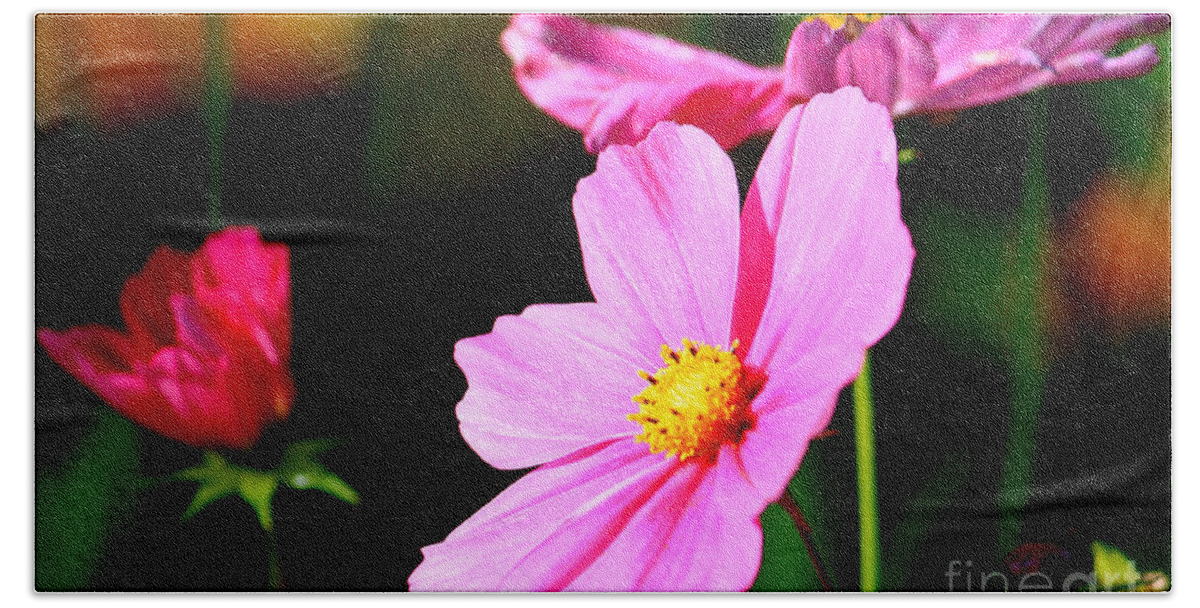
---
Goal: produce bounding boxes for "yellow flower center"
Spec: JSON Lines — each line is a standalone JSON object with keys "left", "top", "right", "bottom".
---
{"left": 629, "top": 339, "right": 763, "bottom": 463}
{"left": 807, "top": 13, "right": 884, "bottom": 40}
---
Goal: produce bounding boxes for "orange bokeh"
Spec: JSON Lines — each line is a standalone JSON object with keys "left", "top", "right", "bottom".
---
{"left": 1060, "top": 170, "right": 1171, "bottom": 329}
{"left": 35, "top": 14, "right": 370, "bottom": 130}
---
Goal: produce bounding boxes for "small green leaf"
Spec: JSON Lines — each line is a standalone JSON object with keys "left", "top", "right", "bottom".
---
{"left": 279, "top": 438, "right": 361, "bottom": 506}
{"left": 237, "top": 470, "right": 279, "bottom": 532}
{"left": 183, "top": 476, "right": 237, "bottom": 520}
{"left": 177, "top": 452, "right": 240, "bottom": 519}
{"left": 1093, "top": 541, "right": 1140, "bottom": 591}
{"left": 176, "top": 452, "right": 279, "bottom": 530}
{"left": 307, "top": 471, "right": 360, "bottom": 505}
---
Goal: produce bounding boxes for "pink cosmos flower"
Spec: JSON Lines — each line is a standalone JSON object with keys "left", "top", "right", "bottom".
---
{"left": 503, "top": 13, "right": 1169, "bottom": 152}
{"left": 408, "top": 87, "right": 914, "bottom": 591}
{"left": 38, "top": 227, "right": 292, "bottom": 449}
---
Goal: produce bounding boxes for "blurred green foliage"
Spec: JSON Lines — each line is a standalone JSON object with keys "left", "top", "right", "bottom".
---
{"left": 35, "top": 411, "right": 139, "bottom": 590}
{"left": 1079, "top": 32, "right": 1170, "bottom": 177}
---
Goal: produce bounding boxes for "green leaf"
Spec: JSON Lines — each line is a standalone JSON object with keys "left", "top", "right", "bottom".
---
{"left": 1093, "top": 541, "right": 1140, "bottom": 591}
{"left": 286, "top": 469, "right": 360, "bottom": 505}
{"left": 35, "top": 410, "right": 139, "bottom": 590}
{"left": 176, "top": 452, "right": 280, "bottom": 531}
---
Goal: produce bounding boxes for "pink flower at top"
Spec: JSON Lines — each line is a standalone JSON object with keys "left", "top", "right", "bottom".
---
{"left": 408, "top": 87, "right": 914, "bottom": 591}
{"left": 503, "top": 13, "right": 1169, "bottom": 152}
{"left": 38, "top": 227, "right": 292, "bottom": 450}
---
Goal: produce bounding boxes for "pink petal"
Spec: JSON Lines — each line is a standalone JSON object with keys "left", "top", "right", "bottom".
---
{"left": 119, "top": 245, "right": 191, "bottom": 350}
{"left": 906, "top": 14, "right": 1051, "bottom": 81}
{"left": 408, "top": 439, "right": 680, "bottom": 591}
{"left": 191, "top": 226, "right": 291, "bottom": 365}
{"left": 630, "top": 447, "right": 764, "bottom": 590}
{"left": 736, "top": 381, "right": 843, "bottom": 502}
{"left": 738, "top": 88, "right": 913, "bottom": 390}
{"left": 906, "top": 51, "right": 1051, "bottom": 114}
{"left": 783, "top": 19, "right": 847, "bottom": 100}
{"left": 146, "top": 344, "right": 265, "bottom": 449}
{"left": 561, "top": 445, "right": 764, "bottom": 591}
{"left": 1056, "top": 14, "right": 1170, "bottom": 58}
{"left": 574, "top": 121, "right": 742, "bottom": 350}
{"left": 836, "top": 16, "right": 937, "bottom": 115}
{"left": 1050, "top": 43, "right": 1162, "bottom": 86}
{"left": 455, "top": 303, "right": 655, "bottom": 470}
{"left": 410, "top": 439, "right": 764, "bottom": 591}
{"left": 38, "top": 325, "right": 152, "bottom": 406}
{"left": 902, "top": 14, "right": 1168, "bottom": 113}
{"left": 502, "top": 14, "right": 789, "bottom": 152}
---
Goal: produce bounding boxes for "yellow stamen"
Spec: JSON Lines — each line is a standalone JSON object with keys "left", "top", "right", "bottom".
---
{"left": 628, "top": 339, "right": 763, "bottom": 463}
{"left": 807, "top": 14, "right": 884, "bottom": 41}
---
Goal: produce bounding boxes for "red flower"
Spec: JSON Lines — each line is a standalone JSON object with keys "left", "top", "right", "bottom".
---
{"left": 38, "top": 228, "right": 292, "bottom": 449}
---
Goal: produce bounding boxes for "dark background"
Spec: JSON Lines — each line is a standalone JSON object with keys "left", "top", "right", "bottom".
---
{"left": 35, "top": 14, "right": 1170, "bottom": 591}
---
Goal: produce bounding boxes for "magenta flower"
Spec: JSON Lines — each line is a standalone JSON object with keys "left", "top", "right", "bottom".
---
{"left": 38, "top": 227, "right": 292, "bottom": 449}
{"left": 503, "top": 13, "right": 1169, "bottom": 152}
{"left": 502, "top": 13, "right": 792, "bottom": 152}
{"left": 408, "top": 87, "right": 914, "bottom": 591}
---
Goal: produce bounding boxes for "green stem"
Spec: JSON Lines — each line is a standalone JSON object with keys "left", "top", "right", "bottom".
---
{"left": 997, "top": 90, "right": 1049, "bottom": 555}
{"left": 267, "top": 524, "right": 282, "bottom": 590}
{"left": 203, "top": 15, "right": 232, "bottom": 230}
{"left": 854, "top": 351, "right": 880, "bottom": 592}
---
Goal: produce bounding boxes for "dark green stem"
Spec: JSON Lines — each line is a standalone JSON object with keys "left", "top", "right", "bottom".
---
{"left": 997, "top": 90, "right": 1049, "bottom": 554}
{"left": 203, "top": 15, "right": 232, "bottom": 230}
{"left": 854, "top": 351, "right": 880, "bottom": 592}
{"left": 267, "top": 523, "right": 282, "bottom": 590}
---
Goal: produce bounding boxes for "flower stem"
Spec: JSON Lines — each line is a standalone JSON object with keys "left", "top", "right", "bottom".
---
{"left": 267, "top": 524, "right": 282, "bottom": 590}
{"left": 854, "top": 351, "right": 880, "bottom": 592}
{"left": 776, "top": 491, "right": 831, "bottom": 591}
{"left": 203, "top": 14, "right": 232, "bottom": 231}
{"left": 997, "top": 90, "right": 1049, "bottom": 554}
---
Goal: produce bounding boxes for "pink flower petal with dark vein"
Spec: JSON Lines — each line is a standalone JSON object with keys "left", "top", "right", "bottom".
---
{"left": 737, "top": 382, "right": 842, "bottom": 501}
{"left": 574, "top": 122, "right": 741, "bottom": 349}
{"left": 456, "top": 303, "right": 655, "bottom": 470}
{"left": 741, "top": 89, "right": 912, "bottom": 380}
{"left": 408, "top": 440, "right": 679, "bottom": 591}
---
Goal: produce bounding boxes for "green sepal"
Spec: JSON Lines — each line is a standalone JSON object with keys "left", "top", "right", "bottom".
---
{"left": 174, "top": 440, "right": 358, "bottom": 533}
{"left": 176, "top": 452, "right": 280, "bottom": 531}
{"left": 176, "top": 452, "right": 242, "bottom": 520}
{"left": 1093, "top": 541, "right": 1140, "bottom": 591}
{"left": 237, "top": 469, "right": 278, "bottom": 531}
{"left": 278, "top": 439, "right": 361, "bottom": 505}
